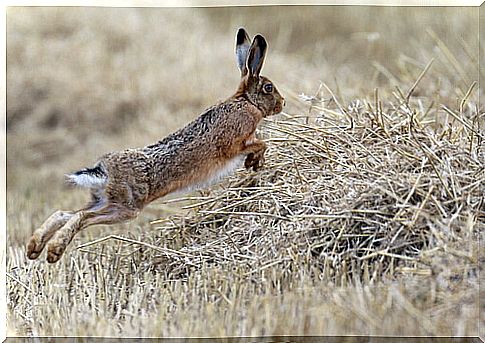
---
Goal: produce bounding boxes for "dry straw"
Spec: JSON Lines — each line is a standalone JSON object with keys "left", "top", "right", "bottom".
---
{"left": 75, "top": 77, "right": 483, "bottom": 286}
{"left": 6, "top": 6, "right": 482, "bottom": 336}
{"left": 7, "top": 82, "right": 482, "bottom": 336}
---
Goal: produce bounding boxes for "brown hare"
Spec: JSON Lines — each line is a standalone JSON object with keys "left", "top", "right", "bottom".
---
{"left": 27, "top": 28, "right": 285, "bottom": 263}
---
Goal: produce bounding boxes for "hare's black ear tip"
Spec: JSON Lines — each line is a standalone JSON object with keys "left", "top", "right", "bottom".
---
{"left": 236, "top": 28, "right": 249, "bottom": 43}
{"left": 254, "top": 34, "right": 268, "bottom": 47}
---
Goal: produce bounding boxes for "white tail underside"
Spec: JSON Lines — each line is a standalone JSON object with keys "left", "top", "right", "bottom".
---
{"left": 66, "top": 173, "right": 108, "bottom": 189}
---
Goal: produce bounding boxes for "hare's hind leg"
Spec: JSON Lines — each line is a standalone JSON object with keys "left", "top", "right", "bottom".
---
{"left": 26, "top": 190, "right": 103, "bottom": 260}
{"left": 46, "top": 204, "right": 138, "bottom": 263}
{"left": 27, "top": 210, "right": 75, "bottom": 260}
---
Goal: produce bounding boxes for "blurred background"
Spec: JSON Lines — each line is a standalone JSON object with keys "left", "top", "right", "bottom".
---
{"left": 6, "top": 6, "right": 482, "bottom": 337}
{"left": 6, "top": 6, "right": 478, "bottom": 241}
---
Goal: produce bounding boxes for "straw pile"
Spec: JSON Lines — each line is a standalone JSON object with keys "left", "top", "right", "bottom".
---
{"left": 78, "top": 82, "right": 483, "bottom": 285}
{"left": 7, "top": 83, "right": 482, "bottom": 336}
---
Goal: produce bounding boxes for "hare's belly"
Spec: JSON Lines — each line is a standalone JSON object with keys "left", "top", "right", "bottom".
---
{"left": 209, "top": 154, "right": 246, "bottom": 184}
{"left": 177, "top": 155, "right": 245, "bottom": 194}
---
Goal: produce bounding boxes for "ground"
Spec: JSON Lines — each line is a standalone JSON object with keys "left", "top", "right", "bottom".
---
{"left": 5, "top": 6, "right": 484, "bottom": 337}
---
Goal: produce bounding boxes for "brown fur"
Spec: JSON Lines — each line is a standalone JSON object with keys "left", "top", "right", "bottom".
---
{"left": 27, "top": 28, "right": 285, "bottom": 263}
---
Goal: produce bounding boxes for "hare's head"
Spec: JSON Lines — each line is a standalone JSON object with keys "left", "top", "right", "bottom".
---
{"left": 235, "top": 28, "right": 285, "bottom": 117}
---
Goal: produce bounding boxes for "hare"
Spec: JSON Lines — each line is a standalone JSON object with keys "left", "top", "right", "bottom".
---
{"left": 27, "top": 28, "right": 285, "bottom": 263}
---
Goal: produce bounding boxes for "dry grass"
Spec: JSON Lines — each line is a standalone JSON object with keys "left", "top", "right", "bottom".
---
{"left": 6, "top": 6, "right": 484, "bottom": 338}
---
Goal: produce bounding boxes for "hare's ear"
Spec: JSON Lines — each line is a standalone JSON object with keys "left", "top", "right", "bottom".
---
{"left": 246, "top": 34, "right": 267, "bottom": 78}
{"left": 235, "top": 28, "right": 251, "bottom": 77}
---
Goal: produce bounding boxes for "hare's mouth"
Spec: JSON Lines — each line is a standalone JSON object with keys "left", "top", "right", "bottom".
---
{"left": 273, "top": 103, "right": 283, "bottom": 114}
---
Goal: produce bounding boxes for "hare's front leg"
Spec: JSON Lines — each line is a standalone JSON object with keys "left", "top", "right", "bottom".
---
{"left": 243, "top": 139, "right": 267, "bottom": 171}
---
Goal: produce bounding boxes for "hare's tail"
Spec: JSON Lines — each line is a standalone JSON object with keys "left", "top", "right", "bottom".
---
{"left": 66, "top": 164, "right": 107, "bottom": 189}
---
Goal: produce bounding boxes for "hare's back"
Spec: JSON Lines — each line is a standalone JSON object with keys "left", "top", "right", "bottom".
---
{"left": 101, "top": 149, "right": 154, "bottom": 181}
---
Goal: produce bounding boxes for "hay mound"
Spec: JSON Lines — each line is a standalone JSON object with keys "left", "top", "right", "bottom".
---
{"left": 84, "top": 92, "right": 483, "bottom": 284}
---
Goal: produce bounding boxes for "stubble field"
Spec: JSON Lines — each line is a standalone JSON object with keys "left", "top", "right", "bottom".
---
{"left": 6, "top": 6, "right": 484, "bottom": 338}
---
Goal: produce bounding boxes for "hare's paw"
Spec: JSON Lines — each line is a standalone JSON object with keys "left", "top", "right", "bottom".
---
{"left": 26, "top": 234, "right": 45, "bottom": 260}
{"left": 46, "top": 233, "right": 71, "bottom": 263}
{"left": 27, "top": 210, "right": 74, "bottom": 260}
{"left": 244, "top": 153, "right": 254, "bottom": 169}
{"left": 46, "top": 242, "right": 66, "bottom": 263}
{"left": 245, "top": 151, "right": 265, "bottom": 171}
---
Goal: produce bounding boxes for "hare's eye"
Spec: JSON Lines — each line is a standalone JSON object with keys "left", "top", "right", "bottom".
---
{"left": 263, "top": 83, "right": 273, "bottom": 93}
